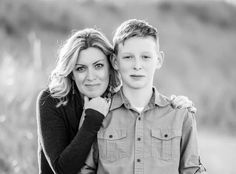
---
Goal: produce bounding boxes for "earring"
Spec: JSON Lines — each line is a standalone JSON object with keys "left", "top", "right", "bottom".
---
{"left": 72, "top": 80, "right": 75, "bottom": 95}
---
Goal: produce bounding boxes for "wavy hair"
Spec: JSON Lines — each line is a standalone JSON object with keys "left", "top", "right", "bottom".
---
{"left": 49, "top": 28, "right": 120, "bottom": 105}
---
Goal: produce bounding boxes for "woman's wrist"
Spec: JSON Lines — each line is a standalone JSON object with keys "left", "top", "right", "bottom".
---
{"left": 82, "top": 109, "right": 105, "bottom": 132}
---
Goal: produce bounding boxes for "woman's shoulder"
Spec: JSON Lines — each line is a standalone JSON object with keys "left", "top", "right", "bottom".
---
{"left": 37, "top": 88, "right": 59, "bottom": 107}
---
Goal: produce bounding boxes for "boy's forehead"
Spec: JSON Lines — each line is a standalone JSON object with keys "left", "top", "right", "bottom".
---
{"left": 118, "top": 36, "right": 159, "bottom": 53}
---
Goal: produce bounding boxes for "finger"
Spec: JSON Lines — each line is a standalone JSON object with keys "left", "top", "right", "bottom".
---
{"left": 107, "top": 98, "right": 111, "bottom": 106}
{"left": 188, "top": 107, "right": 197, "bottom": 114}
{"left": 173, "top": 100, "right": 186, "bottom": 108}
{"left": 173, "top": 96, "right": 188, "bottom": 103}
{"left": 84, "top": 96, "right": 89, "bottom": 106}
{"left": 178, "top": 101, "right": 192, "bottom": 108}
{"left": 174, "top": 98, "right": 192, "bottom": 107}
{"left": 170, "top": 95, "right": 177, "bottom": 101}
{"left": 178, "top": 103, "right": 189, "bottom": 109}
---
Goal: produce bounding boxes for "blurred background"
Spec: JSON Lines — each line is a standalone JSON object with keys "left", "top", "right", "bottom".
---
{"left": 0, "top": 0, "right": 236, "bottom": 173}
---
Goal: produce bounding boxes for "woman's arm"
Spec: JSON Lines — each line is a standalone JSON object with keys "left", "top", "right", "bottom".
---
{"left": 36, "top": 90, "right": 104, "bottom": 174}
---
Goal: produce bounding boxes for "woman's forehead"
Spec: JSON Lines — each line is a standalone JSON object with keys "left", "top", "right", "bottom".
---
{"left": 76, "top": 47, "right": 108, "bottom": 65}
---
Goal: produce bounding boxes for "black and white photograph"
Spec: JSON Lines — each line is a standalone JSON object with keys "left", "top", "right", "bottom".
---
{"left": 0, "top": 0, "right": 236, "bottom": 174}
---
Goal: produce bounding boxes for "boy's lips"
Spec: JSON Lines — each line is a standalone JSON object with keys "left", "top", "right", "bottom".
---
{"left": 130, "top": 74, "right": 145, "bottom": 77}
{"left": 130, "top": 74, "right": 145, "bottom": 80}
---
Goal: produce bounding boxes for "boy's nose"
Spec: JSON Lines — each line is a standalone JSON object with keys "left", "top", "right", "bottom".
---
{"left": 133, "top": 58, "right": 142, "bottom": 70}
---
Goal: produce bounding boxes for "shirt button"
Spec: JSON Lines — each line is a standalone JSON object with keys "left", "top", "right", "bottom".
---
{"left": 137, "top": 137, "right": 141, "bottom": 141}
{"left": 164, "top": 134, "right": 168, "bottom": 138}
{"left": 109, "top": 135, "right": 113, "bottom": 138}
{"left": 137, "top": 159, "right": 141, "bottom": 162}
{"left": 138, "top": 117, "right": 141, "bottom": 121}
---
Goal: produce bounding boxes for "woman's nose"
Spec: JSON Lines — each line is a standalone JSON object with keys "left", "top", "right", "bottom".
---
{"left": 86, "top": 69, "right": 96, "bottom": 81}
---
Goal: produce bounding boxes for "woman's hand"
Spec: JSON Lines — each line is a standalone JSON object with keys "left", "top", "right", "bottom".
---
{"left": 84, "top": 96, "right": 111, "bottom": 117}
{"left": 170, "top": 95, "right": 197, "bottom": 114}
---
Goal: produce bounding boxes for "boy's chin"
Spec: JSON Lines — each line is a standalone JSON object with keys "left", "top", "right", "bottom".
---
{"left": 125, "top": 83, "right": 150, "bottom": 90}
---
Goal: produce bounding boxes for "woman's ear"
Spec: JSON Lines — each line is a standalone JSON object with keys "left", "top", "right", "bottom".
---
{"left": 156, "top": 51, "right": 164, "bottom": 69}
{"left": 111, "top": 54, "right": 119, "bottom": 70}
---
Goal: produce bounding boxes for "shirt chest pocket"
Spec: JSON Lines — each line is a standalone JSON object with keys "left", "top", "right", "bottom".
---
{"left": 151, "top": 129, "right": 182, "bottom": 161}
{"left": 97, "top": 129, "right": 129, "bottom": 162}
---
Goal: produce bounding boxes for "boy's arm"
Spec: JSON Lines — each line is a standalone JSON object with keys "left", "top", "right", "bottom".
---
{"left": 179, "top": 111, "right": 207, "bottom": 174}
{"left": 79, "top": 141, "right": 99, "bottom": 174}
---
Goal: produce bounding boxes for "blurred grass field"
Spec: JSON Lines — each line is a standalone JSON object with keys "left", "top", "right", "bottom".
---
{"left": 0, "top": 0, "right": 236, "bottom": 173}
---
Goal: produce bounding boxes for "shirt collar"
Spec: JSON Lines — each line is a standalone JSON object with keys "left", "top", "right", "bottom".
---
{"left": 152, "top": 87, "right": 170, "bottom": 107}
{"left": 110, "top": 87, "right": 170, "bottom": 111}
{"left": 109, "top": 87, "right": 127, "bottom": 111}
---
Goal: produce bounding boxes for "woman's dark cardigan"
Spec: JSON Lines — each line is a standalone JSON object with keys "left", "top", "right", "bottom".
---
{"left": 36, "top": 88, "right": 104, "bottom": 174}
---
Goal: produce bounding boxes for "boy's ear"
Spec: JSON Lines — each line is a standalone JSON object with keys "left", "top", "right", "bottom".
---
{"left": 156, "top": 51, "right": 164, "bottom": 69}
{"left": 111, "top": 54, "right": 119, "bottom": 70}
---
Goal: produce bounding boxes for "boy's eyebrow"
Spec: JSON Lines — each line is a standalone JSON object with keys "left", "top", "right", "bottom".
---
{"left": 119, "top": 51, "right": 133, "bottom": 54}
{"left": 120, "top": 51, "right": 152, "bottom": 54}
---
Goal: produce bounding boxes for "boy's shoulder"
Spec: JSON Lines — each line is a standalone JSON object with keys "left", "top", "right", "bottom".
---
{"left": 157, "top": 91, "right": 195, "bottom": 119}
{"left": 152, "top": 88, "right": 172, "bottom": 108}
{"left": 109, "top": 90, "right": 125, "bottom": 111}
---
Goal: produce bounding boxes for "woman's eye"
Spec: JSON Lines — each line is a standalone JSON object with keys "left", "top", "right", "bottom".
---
{"left": 95, "top": 63, "right": 104, "bottom": 69}
{"left": 76, "top": 66, "right": 86, "bottom": 72}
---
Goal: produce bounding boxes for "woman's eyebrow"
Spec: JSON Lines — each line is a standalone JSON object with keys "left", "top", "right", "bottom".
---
{"left": 75, "top": 58, "right": 105, "bottom": 66}
{"left": 93, "top": 59, "right": 105, "bottom": 65}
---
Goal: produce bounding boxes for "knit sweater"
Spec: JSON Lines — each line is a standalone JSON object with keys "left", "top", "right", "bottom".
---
{"left": 36, "top": 88, "right": 104, "bottom": 174}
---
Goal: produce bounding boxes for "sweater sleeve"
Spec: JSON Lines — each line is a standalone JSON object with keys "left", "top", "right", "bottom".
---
{"left": 36, "top": 90, "right": 104, "bottom": 174}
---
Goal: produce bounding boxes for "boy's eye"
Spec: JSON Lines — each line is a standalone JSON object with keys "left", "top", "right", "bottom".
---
{"left": 75, "top": 66, "right": 86, "bottom": 72}
{"left": 123, "top": 56, "right": 132, "bottom": 59}
{"left": 142, "top": 55, "right": 151, "bottom": 59}
{"left": 95, "top": 63, "right": 104, "bottom": 69}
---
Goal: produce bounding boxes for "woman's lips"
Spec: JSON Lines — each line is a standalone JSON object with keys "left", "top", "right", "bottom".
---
{"left": 85, "top": 84, "right": 100, "bottom": 89}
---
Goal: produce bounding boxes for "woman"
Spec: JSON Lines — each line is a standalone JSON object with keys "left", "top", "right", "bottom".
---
{"left": 36, "top": 28, "right": 195, "bottom": 174}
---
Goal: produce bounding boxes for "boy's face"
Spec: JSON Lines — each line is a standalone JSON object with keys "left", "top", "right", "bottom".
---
{"left": 113, "top": 36, "right": 163, "bottom": 90}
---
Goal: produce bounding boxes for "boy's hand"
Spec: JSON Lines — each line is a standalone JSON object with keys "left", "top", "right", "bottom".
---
{"left": 84, "top": 96, "right": 111, "bottom": 117}
{"left": 170, "top": 95, "right": 197, "bottom": 114}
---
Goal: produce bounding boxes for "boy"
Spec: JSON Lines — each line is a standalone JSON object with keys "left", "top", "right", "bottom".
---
{"left": 80, "top": 19, "right": 206, "bottom": 174}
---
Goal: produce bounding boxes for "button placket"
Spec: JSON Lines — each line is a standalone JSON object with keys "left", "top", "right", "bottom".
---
{"left": 134, "top": 112, "right": 144, "bottom": 174}
{"left": 162, "top": 132, "right": 172, "bottom": 160}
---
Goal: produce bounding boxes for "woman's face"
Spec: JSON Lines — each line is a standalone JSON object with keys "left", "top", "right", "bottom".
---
{"left": 72, "top": 47, "right": 110, "bottom": 98}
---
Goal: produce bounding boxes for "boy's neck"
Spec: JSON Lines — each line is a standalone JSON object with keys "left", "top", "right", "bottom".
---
{"left": 122, "top": 86, "right": 153, "bottom": 108}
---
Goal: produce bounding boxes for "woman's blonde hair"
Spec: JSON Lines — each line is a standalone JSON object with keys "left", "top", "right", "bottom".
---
{"left": 49, "top": 28, "right": 120, "bottom": 105}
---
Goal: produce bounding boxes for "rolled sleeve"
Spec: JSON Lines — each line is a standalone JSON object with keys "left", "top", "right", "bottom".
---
{"left": 179, "top": 111, "right": 207, "bottom": 174}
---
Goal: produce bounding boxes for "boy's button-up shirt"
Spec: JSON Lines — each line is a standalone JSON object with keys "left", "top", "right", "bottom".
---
{"left": 80, "top": 88, "right": 206, "bottom": 174}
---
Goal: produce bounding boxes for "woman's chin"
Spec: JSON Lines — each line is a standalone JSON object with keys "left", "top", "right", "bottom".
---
{"left": 86, "top": 93, "right": 102, "bottom": 99}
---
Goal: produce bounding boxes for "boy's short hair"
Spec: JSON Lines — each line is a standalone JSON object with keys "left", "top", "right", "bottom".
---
{"left": 113, "top": 19, "right": 159, "bottom": 55}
